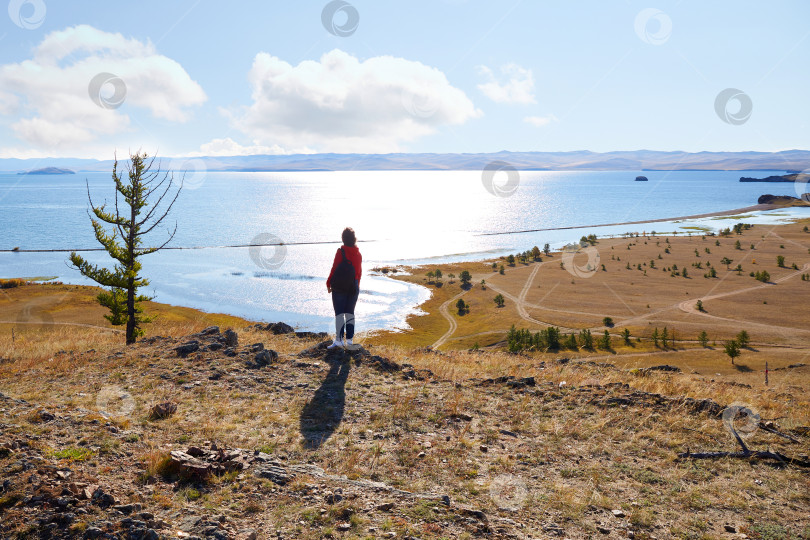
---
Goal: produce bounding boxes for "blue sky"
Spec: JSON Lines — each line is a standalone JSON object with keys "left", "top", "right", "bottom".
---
{"left": 0, "top": 0, "right": 808, "bottom": 159}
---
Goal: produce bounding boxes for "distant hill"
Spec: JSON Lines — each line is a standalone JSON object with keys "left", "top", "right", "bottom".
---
{"left": 16, "top": 167, "right": 75, "bottom": 175}
{"left": 2, "top": 150, "right": 809, "bottom": 173}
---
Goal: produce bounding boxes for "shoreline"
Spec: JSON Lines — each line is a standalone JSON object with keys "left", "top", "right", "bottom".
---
{"left": 3, "top": 203, "right": 808, "bottom": 336}
{"left": 476, "top": 203, "right": 786, "bottom": 236}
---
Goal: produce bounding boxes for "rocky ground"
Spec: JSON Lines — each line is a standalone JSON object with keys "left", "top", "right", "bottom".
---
{"left": 1, "top": 325, "right": 808, "bottom": 539}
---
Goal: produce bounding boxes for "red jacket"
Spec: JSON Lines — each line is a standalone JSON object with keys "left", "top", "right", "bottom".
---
{"left": 326, "top": 245, "right": 362, "bottom": 289}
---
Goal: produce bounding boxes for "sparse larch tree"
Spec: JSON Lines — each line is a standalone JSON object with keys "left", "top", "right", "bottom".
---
{"left": 70, "top": 152, "right": 181, "bottom": 344}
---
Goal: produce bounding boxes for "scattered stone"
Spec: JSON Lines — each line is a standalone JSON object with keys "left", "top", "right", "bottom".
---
{"left": 367, "top": 355, "right": 400, "bottom": 372}
{"left": 336, "top": 522, "right": 351, "bottom": 531}
{"left": 324, "top": 491, "right": 343, "bottom": 504}
{"left": 256, "top": 464, "right": 293, "bottom": 485}
{"left": 250, "top": 343, "right": 264, "bottom": 352}
{"left": 206, "top": 342, "right": 223, "bottom": 352}
{"left": 479, "top": 445, "right": 488, "bottom": 453}
{"left": 265, "top": 322, "right": 294, "bottom": 334}
{"left": 254, "top": 349, "right": 278, "bottom": 367}
{"left": 200, "top": 326, "right": 220, "bottom": 335}
{"left": 499, "top": 429, "right": 519, "bottom": 438}
{"left": 91, "top": 487, "right": 116, "bottom": 507}
{"left": 725, "top": 525, "right": 737, "bottom": 533}
{"left": 295, "top": 331, "right": 328, "bottom": 340}
{"left": 223, "top": 329, "right": 238, "bottom": 347}
{"left": 170, "top": 444, "right": 250, "bottom": 479}
{"left": 174, "top": 341, "right": 200, "bottom": 357}
{"left": 597, "top": 525, "right": 611, "bottom": 534}
{"left": 83, "top": 527, "right": 104, "bottom": 539}
{"left": 506, "top": 376, "right": 536, "bottom": 388}
{"left": 611, "top": 509, "right": 625, "bottom": 518}
{"left": 149, "top": 401, "right": 177, "bottom": 420}
{"left": 114, "top": 503, "right": 143, "bottom": 514}
{"left": 375, "top": 502, "right": 395, "bottom": 511}
{"left": 647, "top": 365, "right": 681, "bottom": 373}
{"left": 457, "top": 506, "right": 487, "bottom": 522}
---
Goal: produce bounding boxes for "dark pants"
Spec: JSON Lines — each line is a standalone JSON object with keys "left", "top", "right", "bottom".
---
{"left": 332, "top": 280, "right": 359, "bottom": 340}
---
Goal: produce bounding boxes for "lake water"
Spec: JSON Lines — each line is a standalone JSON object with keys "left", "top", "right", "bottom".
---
{"left": 1, "top": 169, "right": 808, "bottom": 332}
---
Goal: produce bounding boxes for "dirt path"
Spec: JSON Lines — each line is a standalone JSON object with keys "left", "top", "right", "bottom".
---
{"left": 430, "top": 289, "right": 469, "bottom": 350}
{"left": 673, "top": 262, "right": 810, "bottom": 335}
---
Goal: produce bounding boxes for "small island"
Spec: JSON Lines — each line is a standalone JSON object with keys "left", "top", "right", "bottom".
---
{"left": 740, "top": 173, "right": 806, "bottom": 183}
{"left": 635, "top": 175, "right": 648, "bottom": 181}
{"left": 17, "top": 167, "right": 75, "bottom": 175}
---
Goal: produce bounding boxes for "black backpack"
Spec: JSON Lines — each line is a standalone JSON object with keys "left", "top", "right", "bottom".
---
{"left": 332, "top": 248, "right": 357, "bottom": 293}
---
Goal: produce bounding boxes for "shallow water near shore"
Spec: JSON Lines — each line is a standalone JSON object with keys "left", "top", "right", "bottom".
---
{"left": 1, "top": 169, "right": 808, "bottom": 331}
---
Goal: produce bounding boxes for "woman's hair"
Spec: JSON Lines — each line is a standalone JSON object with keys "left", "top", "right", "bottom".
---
{"left": 342, "top": 227, "right": 356, "bottom": 247}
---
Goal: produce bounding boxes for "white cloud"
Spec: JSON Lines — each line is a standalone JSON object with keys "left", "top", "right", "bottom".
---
{"left": 0, "top": 25, "right": 206, "bottom": 150}
{"left": 186, "top": 137, "right": 310, "bottom": 157}
{"left": 524, "top": 114, "right": 557, "bottom": 127}
{"left": 477, "top": 63, "right": 536, "bottom": 104}
{"left": 231, "top": 49, "right": 481, "bottom": 153}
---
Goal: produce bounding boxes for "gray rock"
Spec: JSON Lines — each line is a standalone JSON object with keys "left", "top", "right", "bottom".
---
{"left": 223, "top": 329, "right": 238, "bottom": 347}
{"left": 175, "top": 341, "right": 200, "bottom": 357}
{"left": 200, "top": 326, "right": 220, "bottom": 335}
{"left": 266, "top": 322, "right": 294, "bottom": 334}
{"left": 256, "top": 465, "right": 293, "bottom": 485}
{"left": 83, "top": 527, "right": 103, "bottom": 539}
{"left": 254, "top": 349, "right": 278, "bottom": 367}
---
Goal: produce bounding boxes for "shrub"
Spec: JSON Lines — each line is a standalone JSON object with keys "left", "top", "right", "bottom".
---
{"left": 603, "top": 317, "right": 614, "bottom": 327}
{"left": 493, "top": 294, "right": 505, "bottom": 308}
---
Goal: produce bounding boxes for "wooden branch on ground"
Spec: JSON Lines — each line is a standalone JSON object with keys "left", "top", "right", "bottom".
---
{"left": 677, "top": 449, "right": 810, "bottom": 468}
{"left": 677, "top": 412, "right": 810, "bottom": 468}
{"left": 758, "top": 422, "right": 801, "bottom": 443}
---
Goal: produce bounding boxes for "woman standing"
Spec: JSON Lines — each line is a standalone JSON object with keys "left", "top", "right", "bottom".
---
{"left": 326, "top": 227, "right": 362, "bottom": 348}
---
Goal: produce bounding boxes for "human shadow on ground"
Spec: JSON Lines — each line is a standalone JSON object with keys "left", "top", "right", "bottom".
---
{"left": 299, "top": 356, "right": 350, "bottom": 450}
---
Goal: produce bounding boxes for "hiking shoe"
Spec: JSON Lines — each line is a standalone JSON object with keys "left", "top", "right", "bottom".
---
{"left": 345, "top": 338, "right": 353, "bottom": 347}
{"left": 327, "top": 339, "right": 344, "bottom": 349}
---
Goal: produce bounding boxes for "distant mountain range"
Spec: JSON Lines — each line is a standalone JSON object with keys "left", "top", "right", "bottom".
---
{"left": 1, "top": 149, "right": 808, "bottom": 173}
